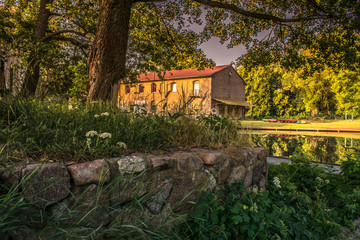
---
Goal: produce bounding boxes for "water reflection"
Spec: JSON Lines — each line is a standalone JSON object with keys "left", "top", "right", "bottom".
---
{"left": 250, "top": 133, "right": 360, "bottom": 164}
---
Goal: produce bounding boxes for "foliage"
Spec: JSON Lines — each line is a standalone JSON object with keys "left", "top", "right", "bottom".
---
{"left": 341, "top": 154, "right": 360, "bottom": 189}
{"left": 331, "top": 70, "right": 360, "bottom": 116}
{"left": 180, "top": 154, "right": 360, "bottom": 240}
{"left": 240, "top": 64, "right": 303, "bottom": 118}
{"left": 0, "top": 0, "right": 95, "bottom": 97}
{"left": 127, "top": 2, "right": 214, "bottom": 76}
{"left": 0, "top": 97, "right": 248, "bottom": 163}
{"left": 241, "top": 64, "right": 360, "bottom": 119}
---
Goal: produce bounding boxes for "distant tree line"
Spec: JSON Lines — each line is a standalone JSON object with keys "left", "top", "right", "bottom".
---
{"left": 240, "top": 64, "right": 360, "bottom": 119}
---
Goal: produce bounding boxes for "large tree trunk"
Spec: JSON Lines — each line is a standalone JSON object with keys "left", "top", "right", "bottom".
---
{"left": 21, "top": 0, "right": 52, "bottom": 98}
{"left": 0, "top": 60, "right": 5, "bottom": 93}
{"left": 87, "top": 0, "right": 134, "bottom": 103}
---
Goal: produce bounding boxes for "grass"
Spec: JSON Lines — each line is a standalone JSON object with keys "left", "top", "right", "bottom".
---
{"left": 0, "top": 97, "right": 249, "bottom": 163}
{"left": 0, "top": 164, "right": 187, "bottom": 239}
{"left": 240, "top": 119, "right": 360, "bottom": 129}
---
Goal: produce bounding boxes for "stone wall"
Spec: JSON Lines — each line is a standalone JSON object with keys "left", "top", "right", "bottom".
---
{"left": 0, "top": 147, "right": 268, "bottom": 238}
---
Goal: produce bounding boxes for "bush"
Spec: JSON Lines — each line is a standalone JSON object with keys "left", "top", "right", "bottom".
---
{"left": 180, "top": 155, "right": 360, "bottom": 240}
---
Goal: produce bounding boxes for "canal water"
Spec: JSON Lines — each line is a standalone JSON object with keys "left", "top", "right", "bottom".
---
{"left": 250, "top": 133, "right": 360, "bottom": 164}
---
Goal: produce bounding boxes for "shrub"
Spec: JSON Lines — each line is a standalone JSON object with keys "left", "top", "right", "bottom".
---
{"left": 180, "top": 155, "right": 360, "bottom": 240}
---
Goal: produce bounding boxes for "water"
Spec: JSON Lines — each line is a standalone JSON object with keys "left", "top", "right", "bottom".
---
{"left": 250, "top": 133, "right": 360, "bottom": 164}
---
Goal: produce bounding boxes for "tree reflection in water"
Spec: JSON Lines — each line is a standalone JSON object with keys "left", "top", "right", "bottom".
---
{"left": 250, "top": 134, "right": 360, "bottom": 164}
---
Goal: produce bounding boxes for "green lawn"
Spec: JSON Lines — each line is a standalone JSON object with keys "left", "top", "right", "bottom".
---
{"left": 240, "top": 119, "right": 360, "bottom": 129}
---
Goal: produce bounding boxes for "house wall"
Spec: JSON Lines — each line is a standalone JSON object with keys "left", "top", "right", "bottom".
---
{"left": 211, "top": 67, "right": 246, "bottom": 101}
{"left": 210, "top": 67, "right": 247, "bottom": 119}
{"left": 118, "top": 77, "right": 212, "bottom": 115}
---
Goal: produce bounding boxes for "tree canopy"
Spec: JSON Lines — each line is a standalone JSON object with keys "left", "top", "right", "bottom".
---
{"left": 1, "top": 0, "right": 360, "bottom": 102}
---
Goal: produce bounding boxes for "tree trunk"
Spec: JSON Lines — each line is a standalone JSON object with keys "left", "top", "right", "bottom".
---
{"left": 21, "top": 0, "right": 52, "bottom": 98}
{"left": 0, "top": 60, "right": 5, "bottom": 93}
{"left": 87, "top": 0, "right": 134, "bottom": 103}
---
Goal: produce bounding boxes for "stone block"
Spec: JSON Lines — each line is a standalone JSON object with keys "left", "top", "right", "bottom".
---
{"left": 0, "top": 164, "right": 24, "bottom": 192}
{"left": 193, "top": 169, "right": 217, "bottom": 191}
{"left": 68, "top": 159, "right": 110, "bottom": 186}
{"left": 259, "top": 175, "right": 267, "bottom": 189}
{"left": 147, "top": 180, "right": 173, "bottom": 214}
{"left": 198, "top": 152, "right": 229, "bottom": 165}
{"left": 252, "top": 165, "right": 263, "bottom": 186}
{"left": 105, "top": 157, "right": 121, "bottom": 178}
{"left": 168, "top": 178, "right": 196, "bottom": 212}
{"left": 241, "top": 148, "right": 257, "bottom": 167}
{"left": 51, "top": 184, "right": 109, "bottom": 228}
{"left": 117, "top": 155, "right": 146, "bottom": 174}
{"left": 227, "top": 165, "right": 246, "bottom": 184}
{"left": 21, "top": 163, "right": 70, "bottom": 205}
{"left": 224, "top": 147, "right": 245, "bottom": 163}
{"left": 253, "top": 147, "right": 267, "bottom": 162}
{"left": 173, "top": 152, "right": 203, "bottom": 173}
{"left": 263, "top": 161, "right": 269, "bottom": 174}
{"left": 215, "top": 159, "right": 231, "bottom": 183}
{"left": 109, "top": 177, "right": 147, "bottom": 205}
{"left": 148, "top": 155, "right": 175, "bottom": 169}
{"left": 243, "top": 171, "right": 253, "bottom": 189}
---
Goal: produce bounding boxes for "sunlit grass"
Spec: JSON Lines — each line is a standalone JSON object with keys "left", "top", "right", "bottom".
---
{"left": 0, "top": 97, "right": 249, "bottom": 164}
{"left": 240, "top": 120, "right": 360, "bottom": 129}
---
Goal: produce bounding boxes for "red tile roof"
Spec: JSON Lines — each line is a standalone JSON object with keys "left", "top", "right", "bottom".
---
{"left": 136, "top": 65, "right": 231, "bottom": 82}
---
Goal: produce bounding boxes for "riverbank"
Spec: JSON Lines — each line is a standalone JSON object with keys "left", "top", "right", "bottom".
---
{"left": 240, "top": 120, "right": 360, "bottom": 136}
{"left": 240, "top": 119, "right": 360, "bottom": 129}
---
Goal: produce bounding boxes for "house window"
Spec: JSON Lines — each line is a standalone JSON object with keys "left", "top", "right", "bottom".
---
{"left": 193, "top": 81, "right": 199, "bottom": 96}
{"left": 139, "top": 84, "right": 144, "bottom": 94}
{"left": 125, "top": 85, "right": 130, "bottom": 94}
{"left": 151, "top": 83, "right": 157, "bottom": 93}
{"left": 171, "top": 82, "right": 177, "bottom": 92}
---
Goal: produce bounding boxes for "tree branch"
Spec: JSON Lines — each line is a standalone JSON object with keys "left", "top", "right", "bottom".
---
{"left": 41, "top": 30, "right": 89, "bottom": 42}
{"left": 194, "top": 0, "right": 318, "bottom": 23}
{"left": 51, "top": 36, "right": 89, "bottom": 56}
{"left": 135, "top": 0, "right": 167, "bottom": 3}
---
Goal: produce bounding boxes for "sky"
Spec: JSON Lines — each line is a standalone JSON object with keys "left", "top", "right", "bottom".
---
{"left": 199, "top": 38, "right": 247, "bottom": 66}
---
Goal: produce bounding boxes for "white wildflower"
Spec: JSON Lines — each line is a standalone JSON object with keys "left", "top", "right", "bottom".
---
{"left": 316, "top": 177, "right": 323, "bottom": 183}
{"left": 101, "top": 112, "right": 110, "bottom": 116}
{"left": 99, "top": 132, "right": 112, "bottom": 139}
{"left": 117, "top": 142, "right": 127, "bottom": 149}
{"left": 325, "top": 179, "right": 330, "bottom": 184}
{"left": 211, "top": 108, "right": 217, "bottom": 115}
{"left": 86, "top": 130, "right": 98, "bottom": 137}
{"left": 273, "top": 177, "right": 281, "bottom": 188}
{"left": 94, "top": 114, "right": 100, "bottom": 118}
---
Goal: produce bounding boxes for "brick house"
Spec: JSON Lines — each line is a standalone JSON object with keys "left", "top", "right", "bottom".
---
{"left": 117, "top": 65, "right": 254, "bottom": 119}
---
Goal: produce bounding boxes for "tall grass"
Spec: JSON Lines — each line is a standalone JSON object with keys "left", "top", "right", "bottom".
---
{"left": 0, "top": 97, "right": 249, "bottom": 163}
{"left": 0, "top": 163, "right": 187, "bottom": 239}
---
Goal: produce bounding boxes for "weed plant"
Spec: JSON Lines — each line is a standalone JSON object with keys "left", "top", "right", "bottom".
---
{"left": 180, "top": 154, "right": 360, "bottom": 240}
{"left": 0, "top": 97, "right": 248, "bottom": 163}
